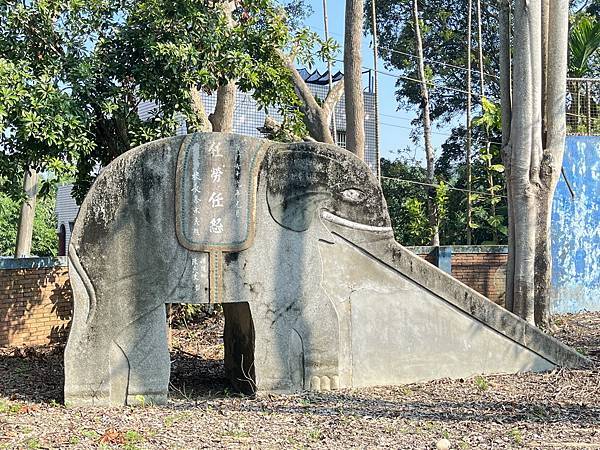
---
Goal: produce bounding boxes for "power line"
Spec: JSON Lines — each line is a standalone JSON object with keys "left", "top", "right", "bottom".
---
{"left": 339, "top": 59, "right": 490, "bottom": 99}
{"left": 380, "top": 120, "right": 504, "bottom": 147}
{"left": 381, "top": 175, "right": 507, "bottom": 199}
{"left": 380, "top": 112, "right": 414, "bottom": 121}
{"left": 380, "top": 121, "right": 458, "bottom": 138}
{"left": 311, "top": 24, "right": 499, "bottom": 81}
{"left": 377, "top": 44, "right": 500, "bottom": 81}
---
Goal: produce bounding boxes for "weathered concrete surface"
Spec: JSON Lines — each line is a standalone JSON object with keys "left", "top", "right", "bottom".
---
{"left": 64, "top": 133, "right": 588, "bottom": 406}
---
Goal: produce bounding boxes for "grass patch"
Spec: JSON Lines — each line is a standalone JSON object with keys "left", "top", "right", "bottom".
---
{"left": 474, "top": 375, "right": 489, "bottom": 392}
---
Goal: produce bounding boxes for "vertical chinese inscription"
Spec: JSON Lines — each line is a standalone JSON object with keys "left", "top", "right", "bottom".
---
{"left": 177, "top": 134, "right": 266, "bottom": 252}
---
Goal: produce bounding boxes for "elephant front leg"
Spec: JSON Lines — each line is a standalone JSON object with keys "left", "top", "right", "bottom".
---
{"left": 249, "top": 299, "right": 341, "bottom": 393}
{"left": 299, "top": 299, "right": 341, "bottom": 392}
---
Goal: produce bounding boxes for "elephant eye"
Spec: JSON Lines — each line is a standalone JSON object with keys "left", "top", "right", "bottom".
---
{"left": 340, "top": 188, "right": 366, "bottom": 203}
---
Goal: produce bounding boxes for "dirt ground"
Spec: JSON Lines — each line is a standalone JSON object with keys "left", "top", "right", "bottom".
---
{"left": 0, "top": 311, "right": 598, "bottom": 449}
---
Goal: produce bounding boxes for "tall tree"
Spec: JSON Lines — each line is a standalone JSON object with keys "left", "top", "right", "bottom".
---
{"left": 501, "top": 0, "right": 569, "bottom": 327}
{"left": 411, "top": 0, "right": 439, "bottom": 246}
{"left": 14, "top": 169, "right": 38, "bottom": 257}
{"left": 345, "top": 0, "right": 366, "bottom": 159}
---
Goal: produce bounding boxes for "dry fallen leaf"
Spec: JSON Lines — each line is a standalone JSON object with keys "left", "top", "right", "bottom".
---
{"left": 99, "top": 428, "right": 125, "bottom": 445}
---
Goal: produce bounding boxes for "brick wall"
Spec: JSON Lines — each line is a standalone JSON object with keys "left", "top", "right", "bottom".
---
{"left": 0, "top": 248, "right": 508, "bottom": 348}
{"left": 451, "top": 252, "right": 507, "bottom": 306}
{"left": 409, "top": 246, "right": 508, "bottom": 306}
{"left": 0, "top": 258, "right": 72, "bottom": 347}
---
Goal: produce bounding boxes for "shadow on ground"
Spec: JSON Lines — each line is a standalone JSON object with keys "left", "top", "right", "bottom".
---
{"left": 0, "top": 345, "right": 233, "bottom": 404}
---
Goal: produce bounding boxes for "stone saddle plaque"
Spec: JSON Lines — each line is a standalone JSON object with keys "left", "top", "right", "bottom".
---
{"left": 175, "top": 133, "right": 267, "bottom": 252}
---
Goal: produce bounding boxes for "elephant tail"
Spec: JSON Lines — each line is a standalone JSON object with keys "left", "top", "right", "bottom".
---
{"left": 68, "top": 244, "right": 97, "bottom": 324}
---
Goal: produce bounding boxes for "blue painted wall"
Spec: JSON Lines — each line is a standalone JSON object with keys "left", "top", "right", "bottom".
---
{"left": 551, "top": 136, "right": 600, "bottom": 313}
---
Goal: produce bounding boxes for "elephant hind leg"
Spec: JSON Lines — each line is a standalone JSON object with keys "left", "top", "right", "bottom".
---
{"left": 113, "top": 304, "right": 170, "bottom": 405}
{"left": 223, "top": 302, "right": 256, "bottom": 394}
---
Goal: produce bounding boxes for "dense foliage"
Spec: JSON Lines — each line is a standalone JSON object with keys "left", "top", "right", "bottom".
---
{"left": 0, "top": 189, "right": 57, "bottom": 257}
{"left": 0, "top": 0, "right": 321, "bottom": 202}
{"left": 370, "top": 1, "right": 599, "bottom": 245}
{"left": 382, "top": 150, "right": 506, "bottom": 246}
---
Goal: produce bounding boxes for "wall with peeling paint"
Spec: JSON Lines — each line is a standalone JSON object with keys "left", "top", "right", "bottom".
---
{"left": 551, "top": 136, "right": 600, "bottom": 313}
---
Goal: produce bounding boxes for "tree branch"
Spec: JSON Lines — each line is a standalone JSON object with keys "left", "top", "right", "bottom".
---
{"left": 322, "top": 80, "right": 345, "bottom": 114}
{"left": 189, "top": 85, "right": 212, "bottom": 132}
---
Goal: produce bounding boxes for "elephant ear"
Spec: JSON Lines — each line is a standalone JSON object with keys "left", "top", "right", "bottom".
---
{"left": 266, "top": 149, "right": 333, "bottom": 232}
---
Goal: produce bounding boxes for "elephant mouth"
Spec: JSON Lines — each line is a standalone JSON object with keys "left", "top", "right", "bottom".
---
{"left": 320, "top": 210, "right": 393, "bottom": 233}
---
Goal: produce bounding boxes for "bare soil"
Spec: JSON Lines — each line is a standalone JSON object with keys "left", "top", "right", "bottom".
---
{"left": 0, "top": 312, "right": 598, "bottom": 449}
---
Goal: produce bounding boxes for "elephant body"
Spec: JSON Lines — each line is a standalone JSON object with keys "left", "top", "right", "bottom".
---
{"left": 65, "top": 133, "right": 586, "bottom": 406}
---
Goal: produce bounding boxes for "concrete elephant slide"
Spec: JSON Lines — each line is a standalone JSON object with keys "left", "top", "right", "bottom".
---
{"left": 64, "top": 133, "right": 587, "bottom": 406}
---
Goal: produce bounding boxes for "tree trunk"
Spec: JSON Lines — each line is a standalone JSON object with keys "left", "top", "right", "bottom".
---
{"left": 189, "top": 85, "right": 213, "bottom": 132}
{"left": 412, "top": 0, "right": 439, "bottom": 246}
{"left": 503, "top": 0, "right": 568, "bottom": 326}
{"left": 280, "top": 51, "right": 344, "bottom": 143}
{"left": 323, "top": 0, "right": 338, "bottom": 144}
{"left": 14, "top": 168, "right": 38, "bottom": 258}
{"left": 499, "top": 0, "right": 514, "bottom": 312}
{"left": 534, "top": 0, "right": 569, "bottom": 328}
{"left": 509, "top": 0, "right": 543, "bottom": 324}
{"left": 209, "top": 82, "right": 236, "bottom": 132}
{"left": 344, "top": 0, "right": 366, "bottom": 160}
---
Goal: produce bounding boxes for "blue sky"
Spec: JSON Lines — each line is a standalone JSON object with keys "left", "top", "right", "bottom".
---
{"left": 300, "top": 0, "right": 456, "bottom": 163}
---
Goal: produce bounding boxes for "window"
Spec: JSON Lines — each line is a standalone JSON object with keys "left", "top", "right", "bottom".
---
{"left": 336, "top": 130, "right": 347, "bottom": 148}
{"left": 58, "top": 225, "right": 66, "bottom": 256}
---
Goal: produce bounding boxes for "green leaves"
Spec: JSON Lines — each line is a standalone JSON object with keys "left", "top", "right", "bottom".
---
{"left": 472, "top": 97, "right": 501, "bottom": 133}
{"left": 0, "top": 188, "right": 58, "bottom": 257}
{"left": 1, "top": 0, "right": 316, "bottom": 200}
{"left": 569, "top": 14, "right": 600, "bottom": 78}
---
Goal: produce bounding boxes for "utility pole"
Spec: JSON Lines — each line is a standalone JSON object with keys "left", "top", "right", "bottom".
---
{"left": 322, "top": 0, "right": 337, "bottom": 145}
{"left": 370, "top": 0, "right": 381, "bottom": 179}
{"left": 466, "top": 0, "right": 473, "bottom": 245}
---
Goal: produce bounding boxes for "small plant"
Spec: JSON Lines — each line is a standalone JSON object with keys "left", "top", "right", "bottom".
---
{"left": 133, "top": 395, "right": 146, "bottom": 407}
{"left": 307, "top": 429, "right": 322, "bottom": 441}
{"left": 298, "top": 397, "right": 311, "bottom": 407}
{"left": 25, "top": 438, "right": 41, "bottom": 449}
{"left": 163, "top": 415, "right": 175, "bottom": 427}
{"left": 81, "top": 430, "right": 100, "bottom": 440}
{"left": 400, "top": 386, "right": 414, "bottom": 396}
{"left": 124, "top": 430, "right": 143, "bottom": 450}
{"left": 69, "top": 436, "right": 80, "bottom": 445}
{"left": 0, "top": 401, "right": 25, "bottom": 414}
{"left": 125, "top": 430, "right": 142, "bottom": 443}
{"left": 510, "top": 428, "right": 523, "bottom": 445}
{"left": 458, "top": 440, "right": 470, "bottom": 449}
{"left": 224, "top": 429, "right": 250, "bottom": 439}
{"left": 474, "top": 375, "right": 489, "bottom": 392}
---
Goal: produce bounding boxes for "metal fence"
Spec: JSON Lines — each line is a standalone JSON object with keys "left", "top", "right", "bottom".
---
{"left": 566, "top": 78, "right": 600, "bottom": 136}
